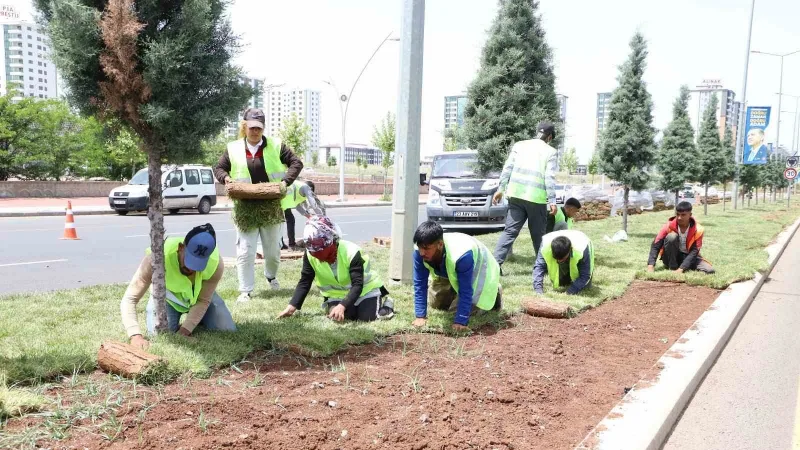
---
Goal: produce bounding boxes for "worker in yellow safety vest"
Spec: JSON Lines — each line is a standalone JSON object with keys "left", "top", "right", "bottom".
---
{"left": 120, "top": 224, "right": 236, "bottom": 350}
{"left": 277, "top": 216, "right": 395, "bottom": 322}
{"left": 492, "top": 121, "right": 559, "bottom": 274}
{"left": 214, "top": 108, "right": 304, "bottom": 303}
{"left": 411, "top": 221, "right": 502, "bottom": 332}
{"left": 533, "top": 230, "right": 595, "bottom": 295}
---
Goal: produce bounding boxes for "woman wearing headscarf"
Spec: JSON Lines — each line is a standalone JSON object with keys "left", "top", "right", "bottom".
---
{"left": 214, "top": 108, "right": 304, "bottom": 303}
{"left": 277, "top": 216, "right": 394, "bottom": 321}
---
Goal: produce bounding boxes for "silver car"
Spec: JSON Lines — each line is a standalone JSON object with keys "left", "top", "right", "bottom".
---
{"left": 425, "top": 151, "right": 508, "bottom": 231}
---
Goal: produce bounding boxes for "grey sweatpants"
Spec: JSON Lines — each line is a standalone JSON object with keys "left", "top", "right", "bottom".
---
{"left": 494, "top": 197, "right": 548, "bottom": 265}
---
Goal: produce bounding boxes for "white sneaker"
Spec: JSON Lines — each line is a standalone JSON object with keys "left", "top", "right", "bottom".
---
{"left": 237, "top": 292, "right": 251, "bottom": 303}
{"left": 269, "top": 278, "right": 280, "bottom": 290}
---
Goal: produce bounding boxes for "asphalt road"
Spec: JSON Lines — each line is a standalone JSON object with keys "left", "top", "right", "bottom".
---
{"left": 663, "top": 231, "right": 800, "bottom": 450}
{"left": 0, "top": 205, "right": 428, "bottom": 296}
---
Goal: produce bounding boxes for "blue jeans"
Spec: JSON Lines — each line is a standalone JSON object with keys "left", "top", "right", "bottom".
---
{"left": 145, "top": 292, "right": 236, "bottom": 335}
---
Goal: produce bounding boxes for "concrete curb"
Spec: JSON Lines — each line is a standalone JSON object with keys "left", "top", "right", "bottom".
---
{"left": 0, "top": 201, "right": 426, "bottom": 218}
{"left": 575, "top": 215, "right": 800, "bottom": 450}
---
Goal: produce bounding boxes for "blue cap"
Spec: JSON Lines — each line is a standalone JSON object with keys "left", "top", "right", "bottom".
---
{"left": 184, "top": 231, "right": 216, "bottom": 272}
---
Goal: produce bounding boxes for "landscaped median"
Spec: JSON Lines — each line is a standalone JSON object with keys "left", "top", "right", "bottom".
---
{"left": 0, "top": 202, "right": 798, "bottom": 434}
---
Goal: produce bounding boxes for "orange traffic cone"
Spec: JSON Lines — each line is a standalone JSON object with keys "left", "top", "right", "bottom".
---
{"left": 61, "top": 201, "right": 80, "bottom": 240}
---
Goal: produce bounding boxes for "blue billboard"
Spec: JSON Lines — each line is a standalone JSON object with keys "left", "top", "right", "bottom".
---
{"left": 742, "top": 106, "right": 772, "bottom": 165}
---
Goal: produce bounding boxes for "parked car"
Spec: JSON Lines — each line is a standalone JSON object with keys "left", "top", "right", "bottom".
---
{"left": 554, "top": 184, "right": 572, "bottom": 204}
{"left": 108, "top": 164, "right": 218, "bottom": 215}
{"left": 425, "top": 150, "right": 508, "bottom": 231}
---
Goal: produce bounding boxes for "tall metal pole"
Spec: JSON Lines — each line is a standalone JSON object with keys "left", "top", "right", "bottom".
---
{"left": 776, "top": 56, "right": 784, "bottom": 151}
{"left": 389, "top": 0, "right": 425, "bottom": 282}
{"left": 734, "top": 0, "right": 756, "bottom": 210}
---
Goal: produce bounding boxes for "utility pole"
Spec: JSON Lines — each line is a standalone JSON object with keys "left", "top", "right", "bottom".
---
{"left": 389, "top": 0, "right": 425, "bottom": 282}
{"left": 734, "top": 0, "right": 756, "bottom": 210}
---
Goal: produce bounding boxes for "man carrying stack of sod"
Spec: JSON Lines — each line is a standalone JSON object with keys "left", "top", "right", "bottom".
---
{"left": 120, "top": 224, "right": 235, "bottom": 350}
{"left": 215, "top": 108, "right": 304, "bottom": 302}
{"left": 412, "top": 221, "right": 502, "bottom": 331}
{"left": 492, "top": 121, "right": 559, "bottom": 273}
{"left": 533, "top": 229, "right": 595, "bottom": 295}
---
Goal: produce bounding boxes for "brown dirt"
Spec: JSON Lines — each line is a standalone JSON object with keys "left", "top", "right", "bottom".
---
{"left": 18, "top": 281, "right": 719, "bottom": 450}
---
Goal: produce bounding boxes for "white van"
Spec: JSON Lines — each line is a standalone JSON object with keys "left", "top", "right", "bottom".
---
{"left": 108, "top": 164, "right": 218, "bottom": 215}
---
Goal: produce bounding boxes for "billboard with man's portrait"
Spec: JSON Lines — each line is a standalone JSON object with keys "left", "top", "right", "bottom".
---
{"left": 742, "top": 106, "right": 771, "bottom": 165}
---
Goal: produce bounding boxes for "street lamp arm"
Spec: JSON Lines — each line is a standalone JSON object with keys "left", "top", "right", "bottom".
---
{"left": 344, "top": 31, "right": 396, "bottom": 119}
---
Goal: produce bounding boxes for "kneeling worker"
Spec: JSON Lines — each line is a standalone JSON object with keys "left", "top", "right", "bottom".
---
{"left": 121, "top": 224, "right": 235, "bottom": 350}
{"left": 412, "top": 221, "right": 502, "bottom": 331}
{"left": 533, "top": 229, "right": 594, "bottom": 295}
{"left": 546, "top": 197, "right": 582, "bottom": 233}
{"left": 277, "top": 216, "right": 395, "bottom": 321}
{"left": 647, "top": 201, "right": 714, "bottom": 274}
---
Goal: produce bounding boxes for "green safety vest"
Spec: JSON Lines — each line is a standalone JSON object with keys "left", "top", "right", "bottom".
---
{"left": 541, "top": 230, "right": 594, "bottom": 289}
{"left": 281, "top": 180, "right": 308, "bottom": 210}
{"left": 146, "top": 237, "right": 220, "bottom": 313}
{"left": 505, "top": 139, "right": 554, "bottom": 204}
{"left": 228, "top": 137, "right": 286, "bottom": 183}
{"left": 554, "top": 207, "right": 574, "bottom": 230}
{"left": 422, "top": 233, "right": 500, "bottom": 310}
{"left": 307, "top": 240, "right": 383, "bottom": 299}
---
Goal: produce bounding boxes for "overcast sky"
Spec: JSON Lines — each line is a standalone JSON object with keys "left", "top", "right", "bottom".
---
{"left": 19, "top": 0, "right": 800, "bottom": 163}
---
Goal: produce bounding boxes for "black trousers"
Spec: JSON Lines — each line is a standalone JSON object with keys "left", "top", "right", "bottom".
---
{"left": 284, "top": 208, "right": 296, "bottom": 246}
{"left": 326, "top": 296, "right": 380, "bottom": 322}
{"left": 660, "top": 232, "right": 715, "bottom": 273}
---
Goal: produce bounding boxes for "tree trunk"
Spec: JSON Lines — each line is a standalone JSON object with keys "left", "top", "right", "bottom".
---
{"left": 722, "top": 184, "right": 727, "bottom": 211}
{"left": 147, "top": 146, "right": 168, "bottom": 333}
{"left": 704, "top": 183, "right": 709, "bottom": 215}
{"left": 763, "top": 187, "right": 766, "bottom": 203}
{"left": 622, "top": 186, "right": 630, "bottom": 232}
{"left": 674, "top": 190, "right": 679, "bottom": 208}
{"left": 755, "top": 187, "right": 759, "bottom": 205}
{"left": 521, "top": 298, "right": 574, "bottom": 319}
{"left": 97, "top": 340, "right": 163, "bottom": 379}
{"left": 383, "top": 168, "right": 388, "bottom": 198}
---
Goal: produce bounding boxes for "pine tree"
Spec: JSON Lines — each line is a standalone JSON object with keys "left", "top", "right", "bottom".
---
{"left": 598, "top": 32, "right": 656, "bottom": 232}
{"left": 463, "top": 0, "right": 559, "bottom": 174}
{"left": 719, "top": 126, "right": 736, "bottom": 210}
{"left": 587, "top": 151, "right": 600, "bottom": 184}
{"left": 657, "top": 85, "right": 698, "bottom": 205}
{"left": 35, "top": 0, "right": 252, "bottom": 331}
{"left": 696, "top": 94, "right": 727, "bottom": 215}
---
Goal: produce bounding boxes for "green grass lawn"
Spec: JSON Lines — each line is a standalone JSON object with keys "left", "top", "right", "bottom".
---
{"left": 1, "top": 201, "right": 798, "bottom": 391}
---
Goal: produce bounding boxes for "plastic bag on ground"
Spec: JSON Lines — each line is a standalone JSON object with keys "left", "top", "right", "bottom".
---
{"left": 567, "top": 185, "right": 607, "bottom": 203}
{"left": 609, "top": 190, "right": 654, "bottom": 216}
{"left": 603, "top": 230, "right": 629, "bottom": 243}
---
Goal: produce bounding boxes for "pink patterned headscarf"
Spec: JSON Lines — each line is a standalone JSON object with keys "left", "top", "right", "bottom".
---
{"left": 303, "top": 215, "right": 340, "bottom": 253}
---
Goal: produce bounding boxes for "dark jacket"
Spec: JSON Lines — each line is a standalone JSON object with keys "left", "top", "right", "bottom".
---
{"left": 214, "top": 136, "right": 303, "bottom": 186}
{"left": 648, "top": 216, "right": 705, "bottom": 270}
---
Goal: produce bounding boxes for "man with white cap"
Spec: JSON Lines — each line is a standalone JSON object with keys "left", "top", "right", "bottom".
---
{"left": 277, "top": 216, "right": 395, "bottom": 322}
{"left": 120, "top": 224, "right": 235, "bottom": 350}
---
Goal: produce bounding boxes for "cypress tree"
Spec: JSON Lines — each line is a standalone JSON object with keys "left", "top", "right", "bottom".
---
{"left": 657, "top": 85, "right": 698, "bottom": 206}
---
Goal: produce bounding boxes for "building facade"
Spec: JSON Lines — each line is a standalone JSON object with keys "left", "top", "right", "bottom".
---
{"left": 444, "top": 94, "right": 467, "bottom": 130}
{"left": 319, "top": 143, "right": 383, "bottom": 166}
{"left": 595, "top": 92, "right": 612, "bottom": 147}
{"left": 1, "top": 6, "right": 58, "bottom": 101}
{"left": 687, "top": 79, "right": 739, "bottom": 140}
{"left": 267, "top": 87, "right": 321, "bottom": 154}
{"left": 224, "top": 77, "right": 264, "bottom": 138}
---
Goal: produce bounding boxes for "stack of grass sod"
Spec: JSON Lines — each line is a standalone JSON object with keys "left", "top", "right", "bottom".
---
{"left": 0, "top": 202, "right": 797, "bottom": 392}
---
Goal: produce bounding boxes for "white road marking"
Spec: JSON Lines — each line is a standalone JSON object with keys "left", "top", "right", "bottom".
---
{"left": 0, "top": 259, "right": 68, "bottom": 268}
{"left": 336, "top": 219, "right": 390, "bottom": 224}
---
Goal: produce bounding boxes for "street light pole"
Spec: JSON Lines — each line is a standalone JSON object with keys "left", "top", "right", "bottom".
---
{"left": 734, "top": 0, "right": 756, "bottom": 210}
{"left": 323, "top": 33, "right": 399, "bottom": 202}
{"left": 750, "top": 50, "right": 800, "bottom": 153}
{"left": 389, "top": 0, "right": 425, "bottom": 282}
